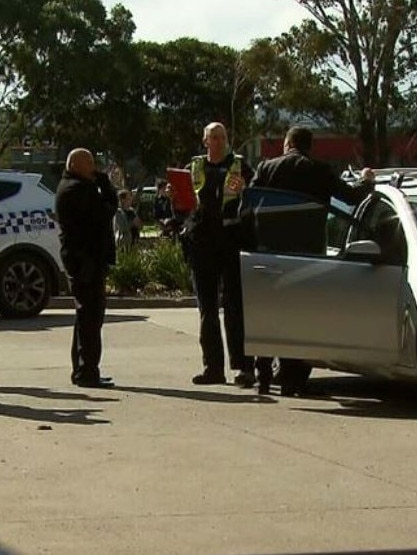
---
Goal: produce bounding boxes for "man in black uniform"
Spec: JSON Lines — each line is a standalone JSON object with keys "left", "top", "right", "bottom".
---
{"left": 183, "top": 122, "right": 254, "bottom": 385}
{"left": 250, "top": 126, "right": 374, "bottom": 396}
{"left": 55, "top": 148, "right": 118, "bottom": 388}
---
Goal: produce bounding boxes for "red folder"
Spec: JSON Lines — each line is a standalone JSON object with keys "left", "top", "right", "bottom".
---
{"left": 166, "top": 168, "right": 196, "bottom": 212}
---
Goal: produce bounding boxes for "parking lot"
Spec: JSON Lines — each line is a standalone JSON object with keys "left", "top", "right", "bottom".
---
{"left": 1, "top": 307, "right": 417, "bottom": 555}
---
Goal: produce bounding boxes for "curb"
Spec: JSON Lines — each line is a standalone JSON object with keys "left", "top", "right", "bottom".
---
{"left": 48, "top": 296, "right": 198, "bottom": 310}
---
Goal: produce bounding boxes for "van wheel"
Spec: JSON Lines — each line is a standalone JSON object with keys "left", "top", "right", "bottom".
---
{"left": 0, "top": 254, "right": 51, "bottom": 318}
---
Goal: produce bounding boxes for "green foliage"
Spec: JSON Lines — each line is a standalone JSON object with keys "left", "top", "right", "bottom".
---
{"left": 136, "top": 38, "right": 255, "bottom": 167}
{"left": 4, "top": 0, "right": 417, "bottom": 170}
{"left": 149, "top": 240, "right": 192, "bottom": 292}
{"left": 107, "top": 247, "right": 152, "bottom": 294}
{"left": 107, "top": 239, "right": 192, "bottom": 295}
{"left": 243, "top": 31, "right": 346, "bottom": 134}
{"left": 294, "top": 0, "right": 417, "bottom": 164}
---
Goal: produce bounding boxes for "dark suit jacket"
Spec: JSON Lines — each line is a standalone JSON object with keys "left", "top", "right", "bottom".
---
{"left": 55, "top": 171, "right": 118, "bottom": 280}
{"left": 249, "top": 150, "right": 373, "bottom": 254}
{"left": 250, "top": 150, "right": 372, "bottom": 206}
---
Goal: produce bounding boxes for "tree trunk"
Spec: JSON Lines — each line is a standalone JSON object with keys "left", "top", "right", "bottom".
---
{"left": 377, "top": 114, "right": 389, "bottom": 166}
{"left": 359, "top": 117, "right": 377, "bottom": 166}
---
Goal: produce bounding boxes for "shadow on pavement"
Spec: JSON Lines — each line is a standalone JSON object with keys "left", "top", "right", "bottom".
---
{"left": 0, "top": 313, "right": 147, "bottom": 332}
{"left": 293, "top": 374, "right": 417, "bottom": 420}
{"left": 0, "top": 543, "right": 21, "bottom": 555}
{"left": 113, "top": 385, "right": 277, "bottom": 404}
{"left": 0, "top": 386, "right": 118, "bottom": 403}
{"left": 0, "top": 402, "right": 110, "bottom": 425}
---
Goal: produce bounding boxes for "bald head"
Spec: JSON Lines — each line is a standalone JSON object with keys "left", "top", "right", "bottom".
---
{"left": 66, "top": 148, "right": 95, "bottom": 180}
{"left": 203, "top": 122, "right": 228, "bottom": 160}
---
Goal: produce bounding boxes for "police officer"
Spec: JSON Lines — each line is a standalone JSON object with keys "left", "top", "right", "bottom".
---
{"left": 250, "top": 126, "right": 375, "bottom": 396}
{"left": 55, "top": 148, "right": 118, "bottom": 388}
{"left": 182, "top": 122, "right": 254, "bottom": 385}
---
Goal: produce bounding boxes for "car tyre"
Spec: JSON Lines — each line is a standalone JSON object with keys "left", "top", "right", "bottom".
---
{"left": 0, "top": 253, "right": 51, "bottom": 318}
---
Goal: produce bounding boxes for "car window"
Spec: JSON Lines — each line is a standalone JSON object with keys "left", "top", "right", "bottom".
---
{"left": 326, "top": 198, "right": 355, "bottom": 253}
{"left": 352, "top": 197, "right": 407, "bottom": 266}
{"left": 241, "top": 187, "right": 327, "bottom": 255}
{"left": 0, "top": 180, "right": 22, "bottom": 201}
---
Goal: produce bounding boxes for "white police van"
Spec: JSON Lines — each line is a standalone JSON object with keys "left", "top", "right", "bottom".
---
{"left": 0, "top": 170, "right": 66, "bottom": 318}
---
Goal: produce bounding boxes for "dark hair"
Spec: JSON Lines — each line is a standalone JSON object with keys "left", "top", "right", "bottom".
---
{"left": 285, "top": 126, "right": 313, "bottom": 153}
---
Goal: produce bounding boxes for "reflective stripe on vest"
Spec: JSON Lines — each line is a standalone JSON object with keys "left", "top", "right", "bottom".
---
{"left": 190, "top": 154, "right": 243, "bottom": 207}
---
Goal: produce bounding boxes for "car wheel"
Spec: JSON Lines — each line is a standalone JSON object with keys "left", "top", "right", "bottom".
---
{"left": 0, "top": 254, "right": 51, "bottom": 318}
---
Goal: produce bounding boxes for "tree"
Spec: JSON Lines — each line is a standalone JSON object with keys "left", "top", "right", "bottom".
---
{"left": 295, "top": 0, "right": 417, "bottom": 165}
{"left": 136, "top": 38, "right": 255, "bottom": 167}
{"left": 0, "top": 0, "right": 110, "bottom": 155}
{"left": 242, "top": 29, "right": 346, "bottom": 137}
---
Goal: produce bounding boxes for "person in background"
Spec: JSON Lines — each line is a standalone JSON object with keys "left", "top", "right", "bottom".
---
{"left": 249, "top": 126, "right": 375, "bottom": 396}
{"left": 181, "top": 122, "right": 255, "bottom": 386}
{"left": 114, "top": 189, "right": 141, "bottom": 250}
{"left": 55, "top": 148, "right": 118, "bottom": 388}
{"left": 153, "top": 180, "right": 175, "bottom": 237}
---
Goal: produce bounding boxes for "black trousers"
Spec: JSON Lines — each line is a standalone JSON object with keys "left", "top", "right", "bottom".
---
{"left": 254, "top": 356, "right": 274, "bottom": 386}
{"left": 278, "top": 359, "right": 312, "bottom": 393}
{"left": 70, "top": 274, "right": 106, "bottom": 383}
{"left": 190, "top": 245, "right": 248, "bottom": 376}
{"left": 255, "top": 356, "right": 311, "bottom": 391}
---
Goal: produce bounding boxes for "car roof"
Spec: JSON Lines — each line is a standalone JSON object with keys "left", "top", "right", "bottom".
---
{"left": 342, "top": 167, "right": 417, "bottom": 197}
{"left": 0, "top": 171, "right": 42, "bottom": 185}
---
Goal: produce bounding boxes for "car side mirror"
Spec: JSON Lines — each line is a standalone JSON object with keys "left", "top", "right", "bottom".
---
{"left": 343, "top": 240, "right": 381, "bottom": 264}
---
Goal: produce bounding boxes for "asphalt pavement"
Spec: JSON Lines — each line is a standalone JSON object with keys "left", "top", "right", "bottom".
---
{"left": 1, "top": 307, "right": 417, "bottom": 555}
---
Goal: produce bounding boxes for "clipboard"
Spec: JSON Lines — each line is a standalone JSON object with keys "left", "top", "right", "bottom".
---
{"left": 166, "top": 167, "right": 196, "bottom": 212}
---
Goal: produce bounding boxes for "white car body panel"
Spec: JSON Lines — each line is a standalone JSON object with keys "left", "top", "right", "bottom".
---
{"left": 0, "top": 172, "right": 62, "bottom": 269}
{"left": 0, "top": 171, "right": 65, "bottom": 317}
{"left": 240, "top": 180, "right": 417, "bottom": 382}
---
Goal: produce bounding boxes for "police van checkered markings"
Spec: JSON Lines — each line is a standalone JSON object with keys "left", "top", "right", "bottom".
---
{"left": 0, "top": 209, "right": 56, "bottom": 235}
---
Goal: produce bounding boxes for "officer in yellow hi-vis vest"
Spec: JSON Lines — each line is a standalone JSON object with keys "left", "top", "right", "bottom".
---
{"left": 180, "top": 122, "right": 255, "bottom": 387}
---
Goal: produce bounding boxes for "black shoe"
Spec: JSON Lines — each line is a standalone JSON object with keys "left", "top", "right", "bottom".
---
{"left": 258, "top": 383, "right": 270, "bottom": 395}
{"left": 234, "top": 371, "right": 256, "bottom": 389}
{"left": 74, "top": 378, "right": 115, "bottom": 389}
{"left": 280, "top": 385, "right": 297, "bottom": 397}
{"left": 71, "top": 375, "right": 113, "bottom": 385}
{"left": 192, "top": 373, "right": 226, "bottom": 385}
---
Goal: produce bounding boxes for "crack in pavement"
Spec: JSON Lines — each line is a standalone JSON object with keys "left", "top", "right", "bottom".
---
{"left": 3, "top": 504, "right": 417, "bottom": 524}
{"left": 209, "top": 417, "right": 417, "bottom": 497}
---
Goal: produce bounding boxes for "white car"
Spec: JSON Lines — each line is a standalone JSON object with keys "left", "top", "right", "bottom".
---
{"left": 240, "top": 175, "right": 417, "bottom": 382}
{"left": 0, "top": 171, "right": 66, "bottom": 318}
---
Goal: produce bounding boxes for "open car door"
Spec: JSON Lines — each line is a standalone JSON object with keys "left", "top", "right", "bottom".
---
{"left": 240, "top": 187, "right": 404, "bottom": 367}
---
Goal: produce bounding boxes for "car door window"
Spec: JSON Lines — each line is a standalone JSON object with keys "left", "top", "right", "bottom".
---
{"left": 351, "top": 197, "right": 407, "bottom": 266}
{"left": 240, "top": 187, "right": 327, "bottom": 255}
{"left": 326, "top": 198, "right": 355, "bottom": 254}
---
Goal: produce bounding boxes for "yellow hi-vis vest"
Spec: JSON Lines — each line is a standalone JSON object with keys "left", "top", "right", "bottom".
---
{"left": 190, "top": 153, "right": 243, "bottom": 207}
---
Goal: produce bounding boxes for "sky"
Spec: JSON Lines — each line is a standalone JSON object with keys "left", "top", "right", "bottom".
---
{"left": 102, "top": 0, "right": 308, "bottom": 49}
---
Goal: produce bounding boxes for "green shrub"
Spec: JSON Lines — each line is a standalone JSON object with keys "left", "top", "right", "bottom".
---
{"left": 107, "top": 239, "right": 193, "bottom": 295}
{"left": 107, "top": 247, "right": 152, "bottom": 294}
{"left": 150, "top": 239, "right": 193, "bottom": 292}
